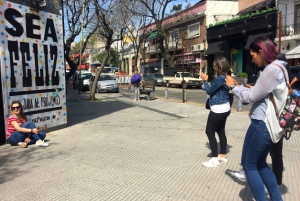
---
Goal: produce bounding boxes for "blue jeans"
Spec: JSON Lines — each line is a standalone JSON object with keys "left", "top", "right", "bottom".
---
{"left": 242, "top": 120, "right": 282, "bottom": 201}
{"left": 7, "top": 121, "right": 46, "bottom": 145}
{"left": 134, "top": 86, "right": 140, "bottom": 99}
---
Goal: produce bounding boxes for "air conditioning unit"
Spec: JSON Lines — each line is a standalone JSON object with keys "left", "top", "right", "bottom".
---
{"left": 198, "top": 43, "right": 205, "bottom": 51}
{"left": 191, "top": 45, "right": 196, "bottom": 52}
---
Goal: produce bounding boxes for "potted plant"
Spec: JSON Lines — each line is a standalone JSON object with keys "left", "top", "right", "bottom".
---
{"left": 240, "top": 72, "right": 248, "bottom": 84}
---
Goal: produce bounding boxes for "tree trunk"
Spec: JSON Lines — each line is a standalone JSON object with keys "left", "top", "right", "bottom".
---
{"left": 89, "top": 42, "right": 111, "bottom": 101}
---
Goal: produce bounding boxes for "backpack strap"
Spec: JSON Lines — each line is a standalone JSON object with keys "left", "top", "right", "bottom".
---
{"left": 268, "top": 64, "right": 289, "bottom": 118}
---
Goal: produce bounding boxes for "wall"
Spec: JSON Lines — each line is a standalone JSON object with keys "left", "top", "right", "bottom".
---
{"left": 238, "top": 0, "right": 264, "bottom": 11}
{"left": 206, "top": 1, "right": 239, "bottom": 26}
{"left": 0, "top": 0, "right": 66, "bottom": 139}
{"left": 278, "top": 0, "right": 295, "bottom": 26}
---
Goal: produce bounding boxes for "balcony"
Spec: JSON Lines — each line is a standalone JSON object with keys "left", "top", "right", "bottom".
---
{"left": 275, "top": 23, "right": 300, "bottom": 42}
{"left": 145, "top": 39, "right": 183, "bottom": 54}
{"left": 146, "top": 45, "right": 160, "bottom": 54}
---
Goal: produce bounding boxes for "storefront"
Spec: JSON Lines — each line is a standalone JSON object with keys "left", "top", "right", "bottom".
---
{"left": 205, "top": 10, "right": 278, "bottom": 83}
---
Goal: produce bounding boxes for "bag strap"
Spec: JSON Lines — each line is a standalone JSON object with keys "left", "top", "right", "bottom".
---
{"left": 268, "top": 64, "right": 289, "bottom": 118}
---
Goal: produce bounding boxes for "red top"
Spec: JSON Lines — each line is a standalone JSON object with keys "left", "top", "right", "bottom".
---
{"left": 6, "top": 115, "right": 25, "bottom": 139}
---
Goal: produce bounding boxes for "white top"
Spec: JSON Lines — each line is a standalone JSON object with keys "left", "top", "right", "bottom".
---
{"left": 232, "top": 60, "right": 289, "bottom": 143}
{"left": 211, "top": 102, "right": 230, "bottom": 113}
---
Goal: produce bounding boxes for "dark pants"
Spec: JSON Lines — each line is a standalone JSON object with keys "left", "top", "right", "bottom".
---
{"left": 7, "top": 121, "right": 46, "bottom": 145}
{"left": 270, "top": 136, "right": 284, "bottom": 185}
{"left": 205, "top": 110, "right": 230, "bottom": 157}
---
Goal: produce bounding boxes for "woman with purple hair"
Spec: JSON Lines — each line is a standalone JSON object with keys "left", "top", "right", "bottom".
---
{"left": 226, "top": 37, "right": 287, "bottom": 200}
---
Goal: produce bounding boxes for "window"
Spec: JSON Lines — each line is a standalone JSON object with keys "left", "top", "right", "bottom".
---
{"left": 175, "top": 73, "right": 180, "bottom": 78}
{"left": 188, "top": 23, "right": 200, "bottom": 38}
{"left": 169, "top": 30, "right": 179, "bottom": 46}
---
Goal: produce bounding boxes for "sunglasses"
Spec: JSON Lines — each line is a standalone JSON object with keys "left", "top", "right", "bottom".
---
{"left": 11, "top": 106, "right": 21, "bottom": 110}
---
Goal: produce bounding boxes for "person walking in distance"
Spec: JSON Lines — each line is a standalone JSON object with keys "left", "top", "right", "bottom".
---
{"left": 226, "top": 37, "right": 287, "bottom": 200}
{"left": 201, "top": 57, "right": 231, "bottom": 167}
{"left": 131, "top": 67, "right": 141, "bottom": 101}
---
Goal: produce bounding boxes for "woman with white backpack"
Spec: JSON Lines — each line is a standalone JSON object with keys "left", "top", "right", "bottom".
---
{"left": 226, "top": 37, "right": 288, "bottom": 200}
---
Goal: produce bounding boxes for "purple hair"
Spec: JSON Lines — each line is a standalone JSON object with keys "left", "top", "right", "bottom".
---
{"left": 249, "top": 37, "right": 278, "bottom": 65}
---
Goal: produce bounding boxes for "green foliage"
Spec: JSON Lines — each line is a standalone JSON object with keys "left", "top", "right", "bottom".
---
{"left": 209, "top": 23, "right": 214, "bottom": 28}
{"left": 170, "top": 4, "right": 182, "bottom": 13}
{"left": 240, "top": 72, "right": 248, "bottom": 78}
{"left": 94, "top": 48, "right": 120, "bottom": 66}
{"left": 261, "top": 10, "right": 266, "bottom": 13}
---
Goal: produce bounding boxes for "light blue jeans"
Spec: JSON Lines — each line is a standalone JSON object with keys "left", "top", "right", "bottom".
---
{"left": 242, "top": 120, "right": 282, "bottom": 201}
{"left": 134, "top": 86, "right": 140, "bottom": 100}
{"left": 7, "top": 121, "right": 46, "bottom": 145}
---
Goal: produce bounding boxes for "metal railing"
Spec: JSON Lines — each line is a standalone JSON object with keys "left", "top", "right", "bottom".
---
{"left": 281, "top": 24, "right": 300, "bottom": 36}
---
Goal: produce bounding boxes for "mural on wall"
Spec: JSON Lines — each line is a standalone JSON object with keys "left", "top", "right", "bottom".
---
{"left": 230, "top": 48, "right": 243, "bottom": 75}
{"left": 0, "top": 0, "right": 66, "bottom": 131}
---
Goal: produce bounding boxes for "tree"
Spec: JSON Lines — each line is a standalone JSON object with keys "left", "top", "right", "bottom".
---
{"left": 94, "top": 48, "right": 120, "bottom": 66}
{"left": 170, "top": 4, "right": 182, "bottom": 13}
{"left": 63, "top": 0, "right": 99, "bottom": 81}
{"left": 129, "top": 0, "right": 181, "bottom": 70}
{"left": 89, "top": 0, "right": 125, "bottom": 101}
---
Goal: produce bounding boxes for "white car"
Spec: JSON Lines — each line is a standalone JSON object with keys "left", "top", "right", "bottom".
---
{"left": 89, "top": 74, "right": 119, "bottom": 93}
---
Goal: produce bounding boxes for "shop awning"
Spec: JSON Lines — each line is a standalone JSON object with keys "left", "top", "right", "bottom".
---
{"left": 147, "top": 31, "right": 158, "bottom": 40}
{"left": 244, "top": 32, "right": 273, "bottom": 49}
{"left": 286, "top": 45, "right": 300, "bottom": 59}
{"left": 205, "top": 41, "right": 224, "bottom": 55}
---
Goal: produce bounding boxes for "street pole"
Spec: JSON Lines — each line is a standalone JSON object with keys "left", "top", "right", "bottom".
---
{"left": 78, "top": 0, "right": 85, "bottom": 94}
{"left": 181, "top": 35, "right": 184, "bottom": 103}
{"left": 278, "top": 11, "right": 282, "bottom": 53}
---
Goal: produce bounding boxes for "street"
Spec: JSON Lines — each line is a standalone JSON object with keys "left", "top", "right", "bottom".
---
{"left": 119, "top": 85, "right": 253, "bottom": 112}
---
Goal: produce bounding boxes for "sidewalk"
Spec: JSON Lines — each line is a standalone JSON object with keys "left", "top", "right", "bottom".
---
{"left": 0, "top": 86, "right": 299, "bottom": 201}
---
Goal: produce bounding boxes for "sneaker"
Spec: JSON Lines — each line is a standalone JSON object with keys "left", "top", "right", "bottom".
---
{"left": 36, "top": 141, "right": 49, "bottom": 147}
{"left": 18, "top": 142, "right": 27, "bottom": 148}
{"left": 218, "top": 155, "right": 228, "bottom": 163}
{"left": 233, "top": 169, "right": 247, "bottom": 182}
{"left": 202, "top": 158, "right": 220, "bottom": 167}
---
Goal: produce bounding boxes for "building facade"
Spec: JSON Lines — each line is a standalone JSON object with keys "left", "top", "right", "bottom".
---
{"left": 275, "top": 0, "right": 300, "bottom": 65}
{"left": 206, "top": 0, "right": 277, "bottom": 83}
{"left": 139, "top": 0, "right": 238, "bottom": 77}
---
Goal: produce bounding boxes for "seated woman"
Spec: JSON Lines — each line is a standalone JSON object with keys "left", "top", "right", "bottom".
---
{"left": 6, "top": 100, "right": 49, "bottom": 147}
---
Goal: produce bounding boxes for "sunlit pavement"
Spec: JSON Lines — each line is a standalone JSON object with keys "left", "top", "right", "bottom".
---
{"left": 0, "top": 85, "right": 299, "bottom": 201}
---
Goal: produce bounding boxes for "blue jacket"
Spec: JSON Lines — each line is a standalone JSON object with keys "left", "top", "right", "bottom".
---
{"left": 204, "top": 75, "right": 230, "bottom": 106}
{"left": 131, "top": 73, "right": 140, "bottom": 84}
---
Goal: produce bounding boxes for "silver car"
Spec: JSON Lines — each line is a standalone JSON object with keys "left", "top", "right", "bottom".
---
{"left": 89, "top": 74, "right": 119, "bottom": 93}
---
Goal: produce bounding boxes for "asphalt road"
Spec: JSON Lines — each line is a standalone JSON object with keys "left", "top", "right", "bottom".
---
{"left": 119, "top": 85, "right": 252, "bottom": 112}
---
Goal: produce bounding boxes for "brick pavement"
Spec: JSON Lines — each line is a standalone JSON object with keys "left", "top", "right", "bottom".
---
{"left": 0, "top": 86, "right": 299, "bottom": 201}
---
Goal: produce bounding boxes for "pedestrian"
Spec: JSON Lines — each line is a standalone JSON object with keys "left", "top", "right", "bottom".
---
{"left": 234, "top": 53, "right": 293, "bottom": 190}
{"left": 226, "top": 37, "right": 288, "bottom": 200}
{"left": 131, "top": 67, "right": 141, "bottom": 101}
{"left": 6, "top": 100, "right": 49, "bottom": 147}
{"left": 201, "top": 56, "right": 231, "bottom": 167}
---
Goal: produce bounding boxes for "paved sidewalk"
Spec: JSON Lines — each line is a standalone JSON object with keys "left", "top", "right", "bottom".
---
{"left": 0, "top": 86, "right": 299, "bottom": 201}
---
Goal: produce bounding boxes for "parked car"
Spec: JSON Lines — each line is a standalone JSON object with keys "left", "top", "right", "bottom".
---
{"left": 151, "top": 73, "right": 164, "bottom": 86}
{"left": 164, "top": 72, "right": 202, "bottom": 88}
{"left": 73, "top": 70, "right": 93, "bottom": 91}
{"left": 290, "top": 65, "right": 300, "bottom": 90}
{"left": 89, "top": 74, "right": 119, "bottom": 93}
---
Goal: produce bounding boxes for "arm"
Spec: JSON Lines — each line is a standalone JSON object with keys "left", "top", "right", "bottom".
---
{"left": 232, "top": 65, "right": 283, "bottom": 103}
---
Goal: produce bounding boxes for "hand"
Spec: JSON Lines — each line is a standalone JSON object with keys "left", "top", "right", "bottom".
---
{"left": 24, "top": 138, "right": 30, "bottom": 144}
{"left": 201, "top": 73, "right": 208, "bottom": 81}
{"left": 245, "top": 84, "right": 252, "bottom": 89}
{"left": 32, "top": 128, "right": 39, "bottom": 134}
{"left": 225, "top": 76, "right": 237, "bottom": 88}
